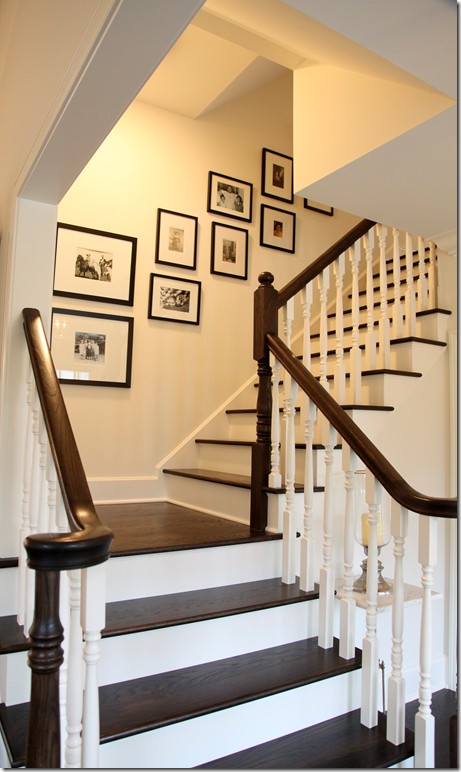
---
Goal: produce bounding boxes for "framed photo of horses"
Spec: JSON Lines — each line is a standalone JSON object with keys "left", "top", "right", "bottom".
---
{"left": 53, "top": 222, "right": 137, "bottom": 306}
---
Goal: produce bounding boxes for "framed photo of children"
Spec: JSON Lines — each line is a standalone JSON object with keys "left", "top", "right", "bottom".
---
{"left": 155, "top": 208, "right": 198, "bottom": 270}
{"left": 53, "top": 223, "right": 137, "bottom": 305}
{"left": 261, "top": 148, "right": 293, "bottom": 203}
{"left": 210, "top": 222, "right": 248, "bottom": 280}
{"left": 148, "top": 273, "right": 201, "bottom": 325}
{"left": 207, "top": 171, "right": 253, "bottom": 223}
{"left": 50, "top": 308, "right": 134, "bottom": 387}
{"left": 260, "top": 204, "right": 296, "bottom": 253}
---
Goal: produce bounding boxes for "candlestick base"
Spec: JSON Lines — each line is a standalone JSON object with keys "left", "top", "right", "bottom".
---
{"left": 353, "top": 548, "right": 393, "bottom": 595}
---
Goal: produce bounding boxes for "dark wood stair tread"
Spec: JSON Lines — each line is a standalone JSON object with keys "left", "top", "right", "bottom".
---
{"left": 0, "top": 616, "right": 29, "bottom": 654}
{"left": 164, "top": 468, "right": 312, "bottom": 495}
{"left": 103, "top": 578, "right": 317, "bottom": 637}
{"left": 197, "top": 708, "right": 414, "bottom": 769}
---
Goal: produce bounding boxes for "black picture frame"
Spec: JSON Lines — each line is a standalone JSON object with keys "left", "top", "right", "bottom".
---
{"left": 50, "top": 307, "right": 134, "bottom": 387}
{"left": 261, "top": 148, "right": 294, "bottom": 204}
{"left": 210, "top": 222, "right": 248, "bottom": 280}
{"left": 207, "top": 171, "right": 253, "bottom": 223}
{"left": 53, "top": 223, "right": 137, "bottom": 306}
{"left": 304, "top": 199, "right": 334, "bottom": 216}
{"left": 148, "top": 273, "right": 201, "bottom": 325}
{"left": 260, "top": 204, "right": 296, "bottom": 253}
{"left": 155, "top": 208, "right": 198, "bottom": 270}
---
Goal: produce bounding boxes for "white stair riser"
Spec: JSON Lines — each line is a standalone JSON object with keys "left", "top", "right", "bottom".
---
{"left": 99, "top": 668, "right": 362, "bottom": 769}
{"left": 0, "top": 568, "right": 18, "bottom": 616}
{"left": 106, "top": 540, "right": 282, "bottom": 602}
{"left": 99, "top": 601, "right": 319, "bottom": 687}
{"left": 196, "top": 443, "right": 252, "bottom": 476}
{"left": 0, "top": 650, "right": 29, "bottom": 706}
{"left": 360, "top": 374, "right": 422, "bottom": 407}
{"left": 390, "top": 340, "right": 446, "bottom": 371}
{"left": 165, "top": 475, "right": 251, "bottom": 523}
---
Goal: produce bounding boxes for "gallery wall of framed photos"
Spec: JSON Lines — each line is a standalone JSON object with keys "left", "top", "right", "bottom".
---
{"left": 56, "top": 75, "right": 359, "bottom": 489}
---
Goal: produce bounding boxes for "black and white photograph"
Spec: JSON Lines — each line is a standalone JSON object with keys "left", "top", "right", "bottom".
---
{"left": 148, "top": 273, "right": 201, "bottom": 325}
{"left": 261, "top": 148, "right": 294, "bottom": 203}
{"left": 211, "top": 222, "right": 248, "bottom": 280}
{"left": 155, "top": 209, "right": 198, "bottom": 270}
{"left": 53, "top": 223, "right": 137, "bottom": 305}
{"left": 51, "top": 308, "right": 134, "bottom": 387}
{"left": 260, "top": 204, "right": 296, "bottom": 253}
{"left": 207, "top": 171, "right": 253, "bottom": 222}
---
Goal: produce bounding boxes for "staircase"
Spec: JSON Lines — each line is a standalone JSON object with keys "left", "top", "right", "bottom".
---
{"left": 0, "top": 221, "right": 455, "bottom": 768}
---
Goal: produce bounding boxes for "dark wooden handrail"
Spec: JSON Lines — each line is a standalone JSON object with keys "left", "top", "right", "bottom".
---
{"left": 22, "top": 308, "right": 113, "bottom": 569}
{"left": 267, "top": 332, "right": 457, "bottom": 519}
{"left": 277, "top": 218, "right": 375, "bottom": 308}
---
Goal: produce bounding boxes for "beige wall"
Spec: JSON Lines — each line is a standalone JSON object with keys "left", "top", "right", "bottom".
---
{"left": 57, "top": 73, "right": 359, "bottom": 499}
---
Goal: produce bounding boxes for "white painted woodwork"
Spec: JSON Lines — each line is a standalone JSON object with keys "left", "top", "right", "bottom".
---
{"left": 268, "top": 354, "right": 281, "bottom": 488}
{"left": 417, "top": 236, "right": 429, "bottom": 311}
{"left": 414, "top": 516, "right": 438, "bottom": 768}
{"left": 428, "top": 241, "right": 438, "bottom": 308}
{"left": 65, "top": 569, "right": 84, "bottom": 768}
{"left": 81, "top": 563, "right": 107, "bottom": 769}
{"left": 377, "top": 224, "right": 390, "bottom": 368}
{"left": 17, "top": 374, "right": 34, "bottom": 628}
{"left": 392, "top": 228, "right": 404, "bottom": 338}
{"left": 282, "top": 371, "right": 298, "bottom": 585}
{"left": 339, "top": 445, "right": 359, "bottom": 660}
{"left": 333, "top": 253, "right": 346, "bottom": 403}
{"left": 387, "top": 502, "right": 408, "bottom": 745}
{"left": 299, "top": 399, "right": 317, "bottom": 592}
{"left": 317, "top": 267, "right": 330, "bottom": 391}
{"left": 348, "top": 244, "right": 362, "bottom": 403}
{"left": 363, "top": 228, "right": 377, "bottom": 369}
{"left": 360, "top": 473, "right": 381, "bottom": 728}
{"left": 318, "top": 418, "right": 336, "bottom": 649}
{"left": 404, "top": 232, "right": 417, "bottom": 337}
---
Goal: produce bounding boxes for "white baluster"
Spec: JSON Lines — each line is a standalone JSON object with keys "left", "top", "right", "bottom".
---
{"left": 417, "top": 236, "right": 429, "bottom": 311}
{"left": 414, "top": 516, "right": 437, "bottom": 768}
{"left": 318, "top": 267, "right": 330, "bottom": 391}
{"left": 282, "top": 370, "right": 298, "bottom": 585}
{"left": 299, "top": 397, "right": 317, "bottom": 592}
{"left": 339, "top": 444, "right": 359, "bottom": 660}
{"left": 46, "top": 451, "right": 59, "bottom": 532}
{"left": 66, "top": 569, "right": 84, "bottom": 768}
{"left": 268, "top": 353, "right": 281, "bottom": 488}
{"left": 361, "top": 472, "right": 381, "bottom": 728}
{"left": 300, "top": 284, "right": 313, "bottom": 374}
{"left": 37, "top": 414, "right": 49, "bottom": 533}
{"left": 387, "top": 502, "right": 408, "bottom": 745}
{"left": 404, "top": 233, "right": 416, "bottom": 336}
{"left": 349, "top": 244, "right": 362, "bottom": 403}
{"left": 333, "top": 253, "right": 346, "bottom": 403}
{"left": 377, "top": 224, "right": 390, "bottom": 368}
{"left": 363, "top": 229, "right": 377, "bottom": 369}
{"left": 25, "top": 387, "right": 40, "bottom": 633}
{"left": 318, "top": 418, "right": 336, "bottom": 649}
{"left": 392, "top": 228, "right": 404, "bottom": 338}
{"left": 81, "top": 562, "right": 106, "bottom": 769}
{"left": 17, "top": 373, "right": 34, "bottom": 627}
{"left": 427, "top": 242, "right": 438, "bottom": 308}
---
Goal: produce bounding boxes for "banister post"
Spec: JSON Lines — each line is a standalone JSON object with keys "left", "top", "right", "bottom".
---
{"left": 251, "top": 272, "right": 278, "bottom": 531}
{"left": 26, "top": 568, "right": 64, "bottom": 768}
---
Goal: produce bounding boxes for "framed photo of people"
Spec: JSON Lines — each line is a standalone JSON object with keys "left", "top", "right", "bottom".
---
{"left": 207, "top": 171, "right": 253, "bottom": 223}
{"left": 155, "top": 208, "right": 198, "bottom": 270}
{"left": 50, "top": 308, "right": 134, "bottom": 387}
{"left": 148, "top": 273, "right": 201, "bottom": 325}
{"left": 261, "top": 148, "right": 293, "bottom": 204}
{"left": 210, "top": 222, "right": 248, "bottom": 280}
{"left": 53, "top": 223, "right": 137, "bottom": 306}
{"left": 260, "top": 204, "right": 296, "bottom": 253}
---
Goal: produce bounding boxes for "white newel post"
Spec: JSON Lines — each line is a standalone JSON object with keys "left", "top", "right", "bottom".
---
{"left": 417, "top": 236, "right": 429, "bottom": 311}
{"left": 333, "top": 253, "right": 346, "bottom": 404}
{"left": 387, "top": 501, "right": 408, "bottom": 745}
{"left": 392, "top": 228, "right": 404, "bottom": 338}
{"left": 364, "top": 229, "right": 377, "bottom": 370}
{"left": 414, "top": 516, "right": 438, "bottom": 768}
{"left": 361, "top": 473, "right": 381, "bottom": 728}
{"left": 318, "top": 418, "right": 336, "bottom": 649}
{"left": 268, "top": 353, "right": 281, "bottom": 488}
{"left": 339, "top": 444, "right": 359, "bottom": 660}
{"left": 81, "top": 562, "right": 107, "bottom": 768}
{"left": 349, "top": 244, "right": 362, "bottom": 404}
{"left": 404, "top": 233, "right": 416, "bottom": 337}
{"left": 282, "top": 298, "right": 297, "bottom": 585}
{"left": 377, "top": 224, "right": 390, "bottom": 369}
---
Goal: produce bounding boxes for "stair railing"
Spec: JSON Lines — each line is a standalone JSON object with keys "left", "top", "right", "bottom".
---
{"left": 20, "top": 308, "right": 113, "bottom": 768}
{"left": 251, "top": 218, "right": 455, "bottom": 767}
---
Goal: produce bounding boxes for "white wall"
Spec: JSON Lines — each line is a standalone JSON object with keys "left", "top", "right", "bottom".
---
{"left": 57, "top": 72, "right": 359, "bottom": 501}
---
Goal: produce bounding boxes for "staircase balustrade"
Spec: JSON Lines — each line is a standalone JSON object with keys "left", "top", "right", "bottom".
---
{"left": 20, "top": 308, "right": 113, "bottom": 768}
{"left": 251, "top": 219, "right": 456, "bottom": 768}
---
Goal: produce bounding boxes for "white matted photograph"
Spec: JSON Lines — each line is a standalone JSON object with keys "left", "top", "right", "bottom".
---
{"left": 260, "top": 204, "right": 296, "bottom": 253}
{"left": 207, "top": 171, "right": 253, "bottom": 223}
{"left": 261, "top": 148, "right": 293, "bottom": 203}
{"left": 148, "top": 273, "right": 201, "bottom": 325}
{"left": 51, "top": 308, "right": 134, "bottom": 387}
{"left": 155, "top": 208, "right": 198, "bottom": 270}
{"left": 210, "top": 222, "right": 248, "bottom": 280}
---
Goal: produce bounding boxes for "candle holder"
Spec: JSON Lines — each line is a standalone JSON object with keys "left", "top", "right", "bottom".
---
{"left": 353, "top": 470, "right": 392, "bottom": 595}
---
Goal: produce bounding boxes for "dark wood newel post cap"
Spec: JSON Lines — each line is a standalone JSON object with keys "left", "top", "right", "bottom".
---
{"left": 258, "top": 271, "right": 274, "bottom": 286}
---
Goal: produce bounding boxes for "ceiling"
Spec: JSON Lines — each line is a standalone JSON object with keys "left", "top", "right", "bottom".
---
{"left": 136, "top": 0, "right": 457, "bottom": 246}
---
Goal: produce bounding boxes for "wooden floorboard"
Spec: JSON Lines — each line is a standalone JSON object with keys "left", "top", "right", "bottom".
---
{"left": 104, "top": 578, "right": 318, "bottom": 637}
{"left": 95, "top": 501, "right": 280, "bottom": 557}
